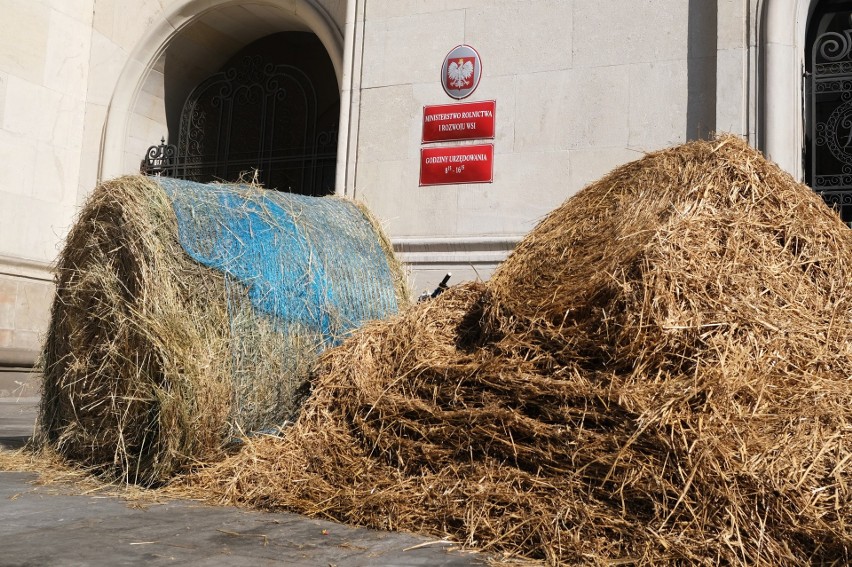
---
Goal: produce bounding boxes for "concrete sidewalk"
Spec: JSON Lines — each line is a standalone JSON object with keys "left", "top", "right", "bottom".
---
{"left": 0, "top": 399, "right": 487, "bottom": 567}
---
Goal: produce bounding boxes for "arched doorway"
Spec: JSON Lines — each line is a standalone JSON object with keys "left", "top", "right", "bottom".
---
{"left": 99, "top": 1, "right": 345, "bottom": 195}
{"left": 805, "top": 0, "right": 852, "bottom": 221}
{"left": 157, "top": 32, "right": 339, "bottom": 195}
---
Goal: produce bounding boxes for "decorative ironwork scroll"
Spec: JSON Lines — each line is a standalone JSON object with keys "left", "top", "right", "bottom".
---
{"left": 808, "top": 7, "right": 852, "bottom": 222}
{"left": 141, "top": 137, "right": 177, "bottom": 175}
{"left": 142, "top": 55, "right": 337, "bottom": 196}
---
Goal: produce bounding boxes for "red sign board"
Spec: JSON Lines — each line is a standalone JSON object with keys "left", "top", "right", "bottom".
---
{"left": 420, "top": 144, "right": 494, "bottom": 186}
{"left": 422, "top": 100, "right": 496, "bottom": 143}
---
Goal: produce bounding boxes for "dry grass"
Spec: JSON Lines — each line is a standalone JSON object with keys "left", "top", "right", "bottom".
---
{"left": 180, "top": 137, "right": 852, "bottom": 565}
{"left": 37, "top": 176, "right": 407, "bottom": 485}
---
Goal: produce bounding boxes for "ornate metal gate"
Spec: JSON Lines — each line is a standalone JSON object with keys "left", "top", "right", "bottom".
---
{"left": 807, "top": 5, "right": 852, "bottom": 222}
{"left": 143, "top": 55, "right": 337, "bottom": 196}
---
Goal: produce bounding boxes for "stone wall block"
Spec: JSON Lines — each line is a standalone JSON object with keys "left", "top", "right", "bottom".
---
{"left": 44, "top": 7, "right": 93, "bottom": 96}
{"left": 0, "top": 1, "right": 49, "bottom": 83}
{"left": 357, "top": 84, "right": 419, "bottom": 163}
{"left": 14, "top": 280, "right": 53, "bottom": 334}
{"left": 628, "top": 60, "right": 689, "bottom": 150}
{"left": 0, "top": 130, "right": 37, "bottom": 198}
{"left": 457, "top": 149, "right": 571, "bottom": 235}
{"left": 0, "top": 279, "right": 16, "bottom": 331}
{"left": 465, "top": 0, "right": 573, "bottom": 78}
{"left": 573, "top": 0, "right": 689, "bottom": 68}
{"left": 362, "top": 11, "right": 465, "bottom": 89}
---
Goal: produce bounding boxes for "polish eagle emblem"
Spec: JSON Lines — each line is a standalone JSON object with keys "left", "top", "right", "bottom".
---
{"left": 447, "top": 57, "right": 474, "bottom": 89}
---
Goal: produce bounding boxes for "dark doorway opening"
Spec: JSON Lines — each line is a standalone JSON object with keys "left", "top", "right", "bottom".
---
{"left": 144, "top": 32, "right": 339, "bottom": 196}
{"left": 805, "top": 0, "right": 852, "bottom": 222}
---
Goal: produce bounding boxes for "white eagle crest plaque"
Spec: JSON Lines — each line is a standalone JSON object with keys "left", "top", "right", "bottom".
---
{"left": 441, "top": 45, "right": 482, "bottom": 100}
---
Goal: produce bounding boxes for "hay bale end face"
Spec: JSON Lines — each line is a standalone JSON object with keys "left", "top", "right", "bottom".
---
{"left": 186, "top": 137, "right": 852, "bottom": 565}
{"left": 39, "top": 176, "right": 408, "bottom": 484}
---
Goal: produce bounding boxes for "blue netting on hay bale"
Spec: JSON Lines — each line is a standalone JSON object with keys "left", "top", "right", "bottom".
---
{"left": 38, "top": 175, "right": 407, "bottom": 483}
{"left": 157, "top": 178, "right": 403, "bottom": 347}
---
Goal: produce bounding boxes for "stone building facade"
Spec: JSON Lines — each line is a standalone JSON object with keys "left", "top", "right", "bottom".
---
{"left": 0, "top": 0, "right": 830, "bottom": 370}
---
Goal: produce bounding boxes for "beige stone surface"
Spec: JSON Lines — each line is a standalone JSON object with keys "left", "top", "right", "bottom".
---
{"left": 86, "top": 30, "right": 129, "bottom": 107}
{"left": 456, "top": 149, "right": 571, "bottom": 234}
{"left": 32, "top": 143, "right": 79, "bottom": 204}
{"left": 2, "top": 86, "right": 85, "bottom": 173}
{"left": 92, "top": 0, "right": 116, "bottom": 38}
{"left": 48, "top": 0, "right": 94, "bottom": 20}
{"left": 716, "top": 47, "right": 748, "bottom": 136}
{"left": 568, "top": 146, "right": 644, "bottom": 193}
{"left": 358, "top": 148, "right": 570, "bottom": 240}
{"left": 128, "top": 112, "right": 168, "bottom": 159}
{"left": 355, "top": 158, "right": 460, "bottom": 238}
{"left": 93, "top": 0, "right": 164, "bottom": 52}
{"left": 356, "top": 84, "right": 419, "bottom": 163}
{"left": 43, "top": 7, "right": 94, "bottom": 96}
{"left": 320, "top": 0, "right": 347, "bottom": 28}
{"left": 0, "top": 129, "right": 38, "bottom": 198}
{"left": 14, "top": 280, "right": 53, "bottom": 334}
{"left": 0, "top": 2, "right": 92, "bottom": 267}
{"left": 465, "top": 0, "right": 573, "bottom": 78}
{"left": 0, "top": 72, "right": 6, "bottom": 127}
{"left": 514, "top": 66, "right": 630, "bottom": 152}
{"left": 0, "top": 197, "right": 72, "bottom": 262}
{"left": 627, "top": 60, "right": 689, "bottom": 150}
{"left": 135, "top": 70, "right": 167, "bottom": 123}
{"left": 718, "top": 0, "right": 748, "bottom": 50}
{"left": 573, "top": 0, "right": 689, "bottom": 68}
{"left": 405, "top": 264, "right": 496, "bottom": 297}
{"left": 0, "top": 279, "right": 16, "bottom": 331}
{"left": 2, "top": 76, "right": 62, "bottom": 143}
{"left": 511, "top": 70, "right": 564, "bottom": 153}
{"left": 0, "top": 275, "right": 53, "bottom": 355}
{"left": 361, "top": 10, "right": 465, "bottom": 88}
{"left": 364, "top": 0, "right": 498, "bottom": 20}
{"left": 0, "top": 1, "right": 50, "bottom": 84}
{"left": 0, "top": 329, "right": 13, "bottom": 350}
{"left": 7, "top": 330, "right": 40, "bottom": 352}
{"left": 77, "top": 102, "right": 108, "bottom": 205}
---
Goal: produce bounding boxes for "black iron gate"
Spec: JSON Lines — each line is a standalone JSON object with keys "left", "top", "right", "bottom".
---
{"left": 143, "top": 55, "right": 337, "bottom": 196}
{"left": 807, "top": 3, "right": 852, "bottom": 222}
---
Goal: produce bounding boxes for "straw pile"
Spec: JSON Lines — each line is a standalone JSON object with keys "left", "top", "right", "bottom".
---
{"left": 39, "top": 176, "right": 407, "bottom": 485}
{"left": 184, "top": 137, "right": 851, "bottom": 565}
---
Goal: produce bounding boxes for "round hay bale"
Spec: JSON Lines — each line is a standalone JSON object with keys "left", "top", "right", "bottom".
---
{"left": 39, "top": 175, "right": 408, "bottom": 484}
{"left": 184, "top": 137, "right": 851, "bottom": 565}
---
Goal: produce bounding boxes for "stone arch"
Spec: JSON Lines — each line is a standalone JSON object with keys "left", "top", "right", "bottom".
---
{"left": 98, "top": 0, "right": 345, "bottom": 191}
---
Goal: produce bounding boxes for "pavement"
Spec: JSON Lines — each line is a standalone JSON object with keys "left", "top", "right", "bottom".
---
{"left": 0, "top": 398, "right": 487, "bottom": 567}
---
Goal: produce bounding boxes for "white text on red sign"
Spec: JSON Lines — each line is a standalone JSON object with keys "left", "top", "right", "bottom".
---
{"left": 422, "top": 101, "right": 496, "bottom": 143}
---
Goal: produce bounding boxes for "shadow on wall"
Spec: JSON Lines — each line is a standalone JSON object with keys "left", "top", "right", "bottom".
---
{"left": 688, "top": 0, "right": 718, "bottom": 140}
